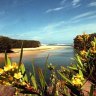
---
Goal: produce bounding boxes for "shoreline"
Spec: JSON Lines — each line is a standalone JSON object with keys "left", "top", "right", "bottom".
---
{"left": 0, "top": 45, "right": 71, "bottom": 58}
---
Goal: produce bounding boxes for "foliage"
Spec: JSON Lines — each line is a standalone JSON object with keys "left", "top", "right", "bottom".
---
{"left": 74, "top": 33, "right": 96, "bottom": 51}
{"left": 71, "top": 37, "right": 96, "bottom": 84}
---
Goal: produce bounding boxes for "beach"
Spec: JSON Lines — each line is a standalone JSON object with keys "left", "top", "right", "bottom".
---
{"left": 0, "top": 45, "right": 68, "bottom": 58}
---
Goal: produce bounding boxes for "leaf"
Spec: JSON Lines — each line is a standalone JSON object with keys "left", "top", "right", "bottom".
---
{"left": 89, "top": 84, "right": 94, "bottom": 96}
{"left": 31, "top": 75, "right": 37, "bottom": 90}
{"left": 20, "top": 63, "right": 26, "bottom": 75}
{"left": 5, "top": 51, "right": 11, "bottom": 66}
{"left": 23, "top": 74, "right": 28, "bottom": 82}
{"left": 31, "top": 59, "right": 36, "bottom": 78}
{"left": 18, "top": 41, "right": 23, "bottom": 71}
{"left": 31, "top": 59, "right": 37, "bottom": 89}
{"left": 79, "top": 70, "right": 83, "bottom": 77}
{"left": 68, "top": 64, "right": 78, "bottom": 71}
{"left": 5, "top": 51, "right": 7, "bottom": 65}
{"left": 19, "top": 63, "right": 28, "bottom": 82}
{"left": 75, "top": 54, "right": 83, "bottom": 68}
{"left": 94, "top": 37, "right": 96, "bottom": 43}
{"left": 66, "top": 84, "right": 81, "bottom": 96}
{"left": 44, "top": 54, "right": 49, "bottom": 78}
{"left": 7, "top": 57, "right": 11, "bottom": 66}
{"left": 52, "top": 79, "right": 57, "bottom": 96}
{"left": 37, "top": 68, "right": 46, "bottom": 89}
{"left": 58, "top": 71, "right": 72, "bottom": 84}
{"left": 74, "top": 54, "right": 86, "bottom": 72}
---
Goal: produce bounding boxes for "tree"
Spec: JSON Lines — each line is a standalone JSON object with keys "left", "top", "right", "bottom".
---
{"left": 0, "top": 36, "right": 12, "bottom": 53}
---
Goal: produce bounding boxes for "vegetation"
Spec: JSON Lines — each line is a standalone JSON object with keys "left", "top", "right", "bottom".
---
{"left": 0, "top": 36, "right": 41, "bottom": 53}
{"left": 73, "top": 33, "right": 96, "bottom": 84}
{"left": 0, "top": 36, "right": 12, "bottom": 53}
{"left": 0, "top": 33, "right": 96, "bottom": 96}
{"left": 74, "top": 33, "right": 96, "bottom": 51}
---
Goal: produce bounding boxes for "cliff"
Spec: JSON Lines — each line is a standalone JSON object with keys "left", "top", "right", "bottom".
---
{"left": 0, "top": 36, "right": 41, "bottom": 52}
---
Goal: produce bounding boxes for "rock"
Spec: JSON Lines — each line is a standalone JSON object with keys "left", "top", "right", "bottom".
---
{"left": 0, "top": 85, "right": 15, "bottom": 96}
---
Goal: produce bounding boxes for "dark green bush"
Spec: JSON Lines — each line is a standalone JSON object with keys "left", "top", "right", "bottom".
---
{"left": 0, "top": 36, "right": 12, "bottom": 52}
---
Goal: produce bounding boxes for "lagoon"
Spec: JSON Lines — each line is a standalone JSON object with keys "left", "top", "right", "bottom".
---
{"left": 12, "top": 46, "right": 74, "bottom": 72}
{"left": 0, "top": 46, "right": 74, "bottom": 82}
{"left": 0, "top": 46, "right": 74, "bottom": 69}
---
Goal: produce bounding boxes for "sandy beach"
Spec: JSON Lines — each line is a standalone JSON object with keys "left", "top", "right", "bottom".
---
{"left": 0, "top": 45, "right": 69, "bottom": 58}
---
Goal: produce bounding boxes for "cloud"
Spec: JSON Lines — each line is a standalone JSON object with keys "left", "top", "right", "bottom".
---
{"left": 74, "top": 4, "right": 81, "bottom": 8}
{"left": 86, "top": 15, "right": 96, "bottom": 19}
{"left": 18, "top": 19, "right": 95, "bottom": 42}
{"left": 71, "top": 11, "right": 96, "bottom": 20}
{"left": 72, "top": 0, "right": 80, "bottom": 6}
{"left": 43, "top": 21, "right": 65, "bottom": 30}
{"left": 12, "top": 21, "right": 65, "bottom": 42}
{"left": 46, "top": 7, "right": 64, "bottom": 13}
{"left": 41, "top": 23, "right": 96, "bottom": 43}
{"left": 4, "top": 21, "right": 96, "bottom": 43}
{"left": 65, "top": 23, "right": 96, "bottom": 34}
{"left": 60, "top": 0, "right": 66, "bottom": 5}
{"left": 32, "top": 36, "right": 42, "bottom": 40}
{"left": 88, "top": 2, "right": 96, "bottom": 7}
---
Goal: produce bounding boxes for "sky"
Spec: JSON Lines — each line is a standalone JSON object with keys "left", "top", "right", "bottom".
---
{"left": 0, "top": 0, "right": 96, "bottom": 44}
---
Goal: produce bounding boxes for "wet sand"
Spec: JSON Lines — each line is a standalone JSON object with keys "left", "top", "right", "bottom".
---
{"left": 0, "top": 45, "right": 68, "bottom": 58}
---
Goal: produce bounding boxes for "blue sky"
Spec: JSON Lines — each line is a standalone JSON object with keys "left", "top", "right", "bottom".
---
{"left": 0, "top": 0, "right": 96, "bottom": 44}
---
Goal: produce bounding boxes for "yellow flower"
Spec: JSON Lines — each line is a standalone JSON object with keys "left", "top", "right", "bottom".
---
{"left": 14, "top": 72, "right": 23, "bottom": 79}
{"left": 71, "top": 74, "right": 84, "bottom": 87}
{"left": 2, "top": 81, "right": 11, "bottom": 85}
{"left": 91, "top": 41, "right": 95, "bottom": 47}
{"left": 72, "top": 78, "right": 83, "bottom": 86}
{"left": 12, "top": 62, "right": 18, "bottom": 69}
{"left": 76, "top": 74, "right": 84, "bottom": 81}
{"left": 83, "top": 32, "right": 89, "bottom": 40}
{"left": 77, "top": 36, "right": 83, "bottom": 41}
{"left": 89, "top": 48, "right": 96, "bottom": 54}
{"left": 22, "top": 81, "right": 26, "bottom": 85}
{"left": 80, "top": 50, "right": 87, "bottom": 56}
{"left": 0, "top": 68, "right": 4, "bottom": 75}
{"left": 8, "top": 76, "right": 13, "bottom": 81}
{"left": 4, "top": 65, "right": 13, "bottom": 71}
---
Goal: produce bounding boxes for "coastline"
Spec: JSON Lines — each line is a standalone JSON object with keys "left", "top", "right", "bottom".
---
{"left": 0, "top": 45, "right": 70, "bottom": 58}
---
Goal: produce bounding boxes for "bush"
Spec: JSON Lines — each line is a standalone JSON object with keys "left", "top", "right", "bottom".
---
{"left": 74, "top": 33, "right": 96, "bottom": 51}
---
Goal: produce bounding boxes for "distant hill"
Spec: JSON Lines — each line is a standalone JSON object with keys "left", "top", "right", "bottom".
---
{"left": 0, "top": 36, "right": 41, "bottom": 53}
